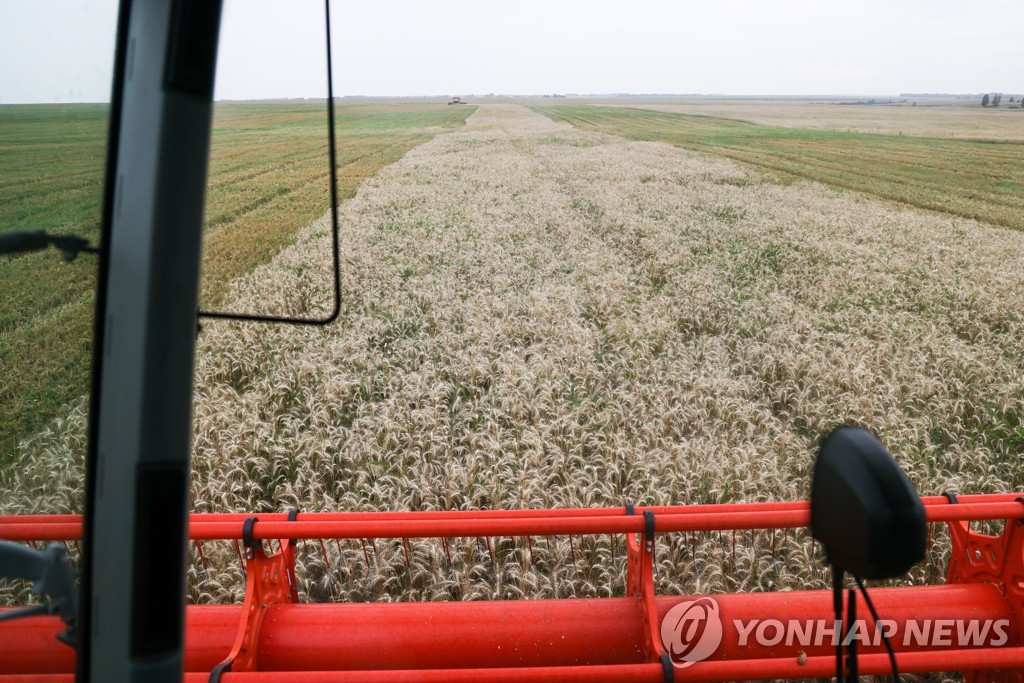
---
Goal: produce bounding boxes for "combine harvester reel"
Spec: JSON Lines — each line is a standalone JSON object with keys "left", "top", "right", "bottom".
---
{"left": 2, "top": 428, "right": 1023, "bottom": 681}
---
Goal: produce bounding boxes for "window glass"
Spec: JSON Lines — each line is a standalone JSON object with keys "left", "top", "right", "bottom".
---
{"left": 0, "top": 1, "right": 118, "bottom": 515}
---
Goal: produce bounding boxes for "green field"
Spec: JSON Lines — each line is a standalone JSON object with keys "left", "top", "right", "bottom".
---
{"left": 0, "top": 102, "right": 474, "bottom": 461}
{"left": 532, "top": 104, "right": 1024, "bottom": 232}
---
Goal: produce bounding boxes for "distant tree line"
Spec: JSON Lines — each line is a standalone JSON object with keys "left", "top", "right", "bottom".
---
{"left": 980, "top": 93, "right": 1023, "bottom": 108}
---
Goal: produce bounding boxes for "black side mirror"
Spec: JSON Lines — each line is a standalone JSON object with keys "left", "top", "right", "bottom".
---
{"left": 811, "top": 426, "right": 926, "bottom": 579}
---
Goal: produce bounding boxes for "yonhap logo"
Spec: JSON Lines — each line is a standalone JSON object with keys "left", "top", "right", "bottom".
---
{"left": 659, "top": 594, "right": 1010, "bottom": 670}
{"left": 660, "top": 597, "right": 724, "bottom": 666}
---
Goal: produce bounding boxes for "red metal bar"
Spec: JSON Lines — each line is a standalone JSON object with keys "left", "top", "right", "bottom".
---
{"left": 0, "top": 607, "right": 240, "bottom": 674}
{"left": 186, "top": 501, "right": 1024, "bottom": 540}
{"left": 2, "top": 584, "right": 1015, "bottom": 675}
{"left": 4, "top": 647, "right": 1024, "bottom": 682}
{"left": 2, "top": 501, "right": 1019, "bottom": 543}
{"left": 3, "top": 497, "right": 1022, "bottom": 681}
{"left": 4, "top": 492, "right": 1020, "bottom": 524}
{"left": 2, "top": 670, "right": 656, "bottom": 683}
{"left": 3, "top": 494, "right": 1021, "bottom": 542}
{"left": 235, "top": 647, "right": 1024, "bottom": 681}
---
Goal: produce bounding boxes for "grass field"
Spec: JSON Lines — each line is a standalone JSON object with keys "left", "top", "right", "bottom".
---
{"left": 5, "top": 105, "right": 1020, "bottom": 607}
{"left": 0, "top": 102, "right": 474, "bottom": 461}
{"left": 531, "top": 104, "right": 1024, "bottom": 233}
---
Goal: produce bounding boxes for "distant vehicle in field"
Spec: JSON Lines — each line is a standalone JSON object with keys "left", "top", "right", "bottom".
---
{"left": 448, "top": 96, "right": 466, "bottom": 105}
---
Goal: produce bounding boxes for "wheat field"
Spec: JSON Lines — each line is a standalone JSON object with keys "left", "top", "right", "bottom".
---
{"left": 3, "top": 104, "right": 1022, "bottom": 606}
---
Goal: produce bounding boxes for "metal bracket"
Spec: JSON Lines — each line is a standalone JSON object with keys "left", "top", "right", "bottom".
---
{"left": 626, "top": 509, "right": 663, "bottom": 663}
{"left": 210, "top": 512, "right": 300, "bottom": 681}
{"left": 945, "top": 502, "right": 1024, "bottom": 683}
{"left": 660, "top": 651, "right": 675, "bottom": 682}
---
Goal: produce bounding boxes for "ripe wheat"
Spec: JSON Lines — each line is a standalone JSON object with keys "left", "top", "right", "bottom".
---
{"left": 3, "top": 105, "right": 1022, "bottom": 606}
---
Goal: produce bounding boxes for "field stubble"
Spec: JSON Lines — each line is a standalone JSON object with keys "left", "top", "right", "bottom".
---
{"left": 3, "top": 105, "right": 1023, "bottom": 607}
{"left": 535, "top": 104, "right": 1024, "bottom": 235}
{"left": 606, "top": 99, "right": 1024, "bottom": 140}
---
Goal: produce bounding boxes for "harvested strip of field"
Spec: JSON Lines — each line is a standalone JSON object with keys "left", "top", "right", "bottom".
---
{"left": 4, "top": 104, "right": 1023, "bottom": 606}
{"left": 0, "top": 102, "right": 473, "bottom": 460}
{"left": 532, "top": 104, "right": 1024, "bottom": 233}
{"left": 606, "top": 99, "right": 1024, "bottom": 140}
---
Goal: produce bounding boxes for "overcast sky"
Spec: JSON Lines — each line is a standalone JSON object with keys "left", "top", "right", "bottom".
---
{"left": 1, "top": 0, "right": 1022, "bottom": 103}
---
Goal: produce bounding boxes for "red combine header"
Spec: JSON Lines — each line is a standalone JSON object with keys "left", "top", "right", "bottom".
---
{"left": 3, "top": 493, "right": 1022, "bottom": 681}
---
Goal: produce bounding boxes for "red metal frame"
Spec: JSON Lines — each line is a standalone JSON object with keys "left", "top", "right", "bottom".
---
{"left": 211, "top": 516, "right": 301, "bottom": 677}
{"left": 2, "top": 494, "right": 1023, "bottom": 681}
{"left": 946, "top": 499, "right": 1024, "bottom": 683}
{"left": 625, "top": 510, "right": 662, "bottom": 664}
